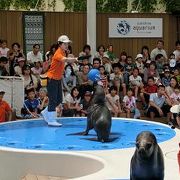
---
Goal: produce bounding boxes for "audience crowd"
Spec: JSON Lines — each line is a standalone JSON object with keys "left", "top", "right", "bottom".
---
{"left": 0, "top": 39, "right": 180, "bottom": 128}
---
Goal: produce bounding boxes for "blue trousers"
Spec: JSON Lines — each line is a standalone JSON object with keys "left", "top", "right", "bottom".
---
{"left": 47, "top": 78, "right": 62, "bottom": 112}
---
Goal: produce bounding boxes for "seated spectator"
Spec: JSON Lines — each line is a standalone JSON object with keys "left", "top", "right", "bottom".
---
{"left": 150, "top": 39, "right": 168, "bottom": 61}
{"left": 129, "top": 68, "right": 144, "bottom": 99}
{"left": 94, "top": 44, "right": 105, "bottom": 61}
{"left": 117, "top": 51, "right": 127, "bottom": 67}
{"left": 21, "top": 64, "right": 38, "bottom": 92}
{"left": 14, "top": 57, "right": 26, "bottom": 76}
{"left": 21, "top": 88, "right": 40, "bottom": 118}
{"left": 8, "top": 42, "right": 24, "bottom": 76}
{"left": 173, "top": 68, "right": 180, "bottom": 84}
{"left": 78, "top": 55, "right": 92, "bottom": 72}
{"left": 62, "top": 87, "right": 81, "bottom": 117}
{"left": 37, "top": 87, "right": 49, "bottom": 113}
{"left": 104, "top": 44, "right": 116, "bottom": 63}
{"left": 135, "top": 54, "right": 144, "bottom": 77}
{"left": 102, "top": 54, "right": 112, "bottom": 74}
{"left": 31, "top": 61, "right": 43, "bottom": 80}
{"left": 173, "top": 40, "right": 180, "bottom": 61}
{"left": 99, "top": 65, "right": 109, "bottom": 93}
{"left": 92, "top": 57, "right": 101, "bottom": 69}
{"left": 62, "top": 64, "right": 77, "bottom": 96}
{"left": 143, "top": 61, "right": 160, "bottom": 84}
{"left": 122, "top": 89, "right": 141, "bottom": 119}
{"left": 140, "top": 77, "right": 158, "bottom": 110}
{"left": 0, "top": 40, "right": 9, "bottom": 58}
{"left": 0, "top": 90, "right": 12, "bottom": 122}
{"left": 27, "top": 44, "right": 43, "bottom": 66}
{"left": 155, "top": 54, "right": 165, "bottom": 78}
{"left": 147, "top": 85, "right": 172, "bottom": 121}
{"left": 141, "top": 45, "right": 150, "bottom": 63}
{"left": 165, "top": 77, "right": 179, "bottom": 97}
{"left": 0, "top": 56, "right": 9, "bottom": 76}
{"left": 124, "top": 56, "right": 135, "bottom": 84}
{"left": 79, "top": 90, "right": 92, "bottom": 117}
{"left": 161, "top": 69, "right": 171, "bottom": 87}
{"left": 106, "top": 86, "right": 122, "bottom": 117}
{"left": 168, "top": 53, "right": 176, "bottom": 72}
{"left": 170, "top": 86, "right": 180, "bottom": 106}
{"left": 110, "top": 63, "right": 126, "bottom": 96}
{"left": 77, "top": 64, "right": 93, "bottom": 98}
{"left": 79, "top": 44, "right": 92, "bottom": 63}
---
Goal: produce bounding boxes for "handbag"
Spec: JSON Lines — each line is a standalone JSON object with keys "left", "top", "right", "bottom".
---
{"left": 40, "top": 74, "right": 48, "bottom": 87}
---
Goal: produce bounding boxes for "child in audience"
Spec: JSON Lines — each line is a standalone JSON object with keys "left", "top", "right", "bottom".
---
{"left": 38, "top": 87, "right": 49, "bottom": 113}
{"left": 140, "top": 77, "right": 158, "bottom": 109}
{"left": 79, "top": 91, "right": 92, "bottom": 116}
{"left": 170, "top": 86, "right": 180, "bottom": 105}
{"left": 161, "top": 69, "right": 171, "bottom": 87}
{"left": 110, "top": 63, "right": 126, "bottom": 96}
{"left": 123, "top": 89, "right": 140, "bottom": 119}
{"left": 129, "top": 68, "right": 144, "bottom": 100}
{"left": 106, "top": 86, "right": 122, "bottom": 117}
{"left": 135, "top": 54, "right": 144, "bottom": 76}
{"left": 124, "top": 56, "right": 135, "bottom": 84}
{"left": 21, "top": 88, "right": 40, "bottom": 118}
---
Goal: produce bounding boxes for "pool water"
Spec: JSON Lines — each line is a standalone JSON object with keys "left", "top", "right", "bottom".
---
{"left": 0, "top": 118, "right": 175, "bottom": 151}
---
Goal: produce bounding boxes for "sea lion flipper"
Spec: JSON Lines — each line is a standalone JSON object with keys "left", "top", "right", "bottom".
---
{"left": 66, "top": 131, "right": 87, "bottom": 136}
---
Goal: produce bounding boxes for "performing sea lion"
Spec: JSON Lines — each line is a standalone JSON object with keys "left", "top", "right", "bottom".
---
{"left": 84, "top": 85, "right": 112, "bottom": 142}
{"left": 130, "top": 131, "right": 164, "bottom": 180}
{"left": 67, "top": 85, "right": 112, "bottom": 142}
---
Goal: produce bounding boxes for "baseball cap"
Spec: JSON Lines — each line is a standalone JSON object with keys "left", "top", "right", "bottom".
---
{"left": 169, "top": 59, "right": 176, "bottom": 68}
{"left": 170, "top": 104, "right": 180, "bottom": 114}
{"left": 135, "top": 54, "right": 143, "bottom": 60}
{"left": 57, "top": 35, "right": 72, "bottom": 43}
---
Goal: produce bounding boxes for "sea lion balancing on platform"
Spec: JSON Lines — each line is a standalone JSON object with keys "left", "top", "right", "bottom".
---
{"left": 83, "top": 84, "right": 112, "bottom": 142}
{"left": 130, "top": 131, "right": 164, "bottom": 180}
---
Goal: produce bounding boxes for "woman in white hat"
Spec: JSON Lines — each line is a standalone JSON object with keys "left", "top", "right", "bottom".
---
{"left": 41, "top": 35, "right": 78, "bottom": 126}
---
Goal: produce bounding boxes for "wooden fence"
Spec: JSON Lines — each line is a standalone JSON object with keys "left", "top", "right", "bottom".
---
{"left": 0, "top": 10, "right": 179, "bottom": 59}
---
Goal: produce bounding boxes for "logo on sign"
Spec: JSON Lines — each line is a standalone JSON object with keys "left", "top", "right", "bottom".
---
{"left": 117, "top": 20, "right": 130, "bottom": 35}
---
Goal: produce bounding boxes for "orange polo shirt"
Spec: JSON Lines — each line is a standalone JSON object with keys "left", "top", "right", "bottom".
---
{"left": 47, "top": 47, "right": 66, "bottom": 80}
{"left": 0, "top": 100, "right": 12, "bottom": 122}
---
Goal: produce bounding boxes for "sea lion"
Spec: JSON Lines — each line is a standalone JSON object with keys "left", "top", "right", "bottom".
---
{"left": 130, "top": 131, "right": 164, "bottom": 180}
{"left": 83, "top": 85, "right": 112, "bottom": 142}
{"left": 67, "top": 85, "right": 112, "bottom": 142}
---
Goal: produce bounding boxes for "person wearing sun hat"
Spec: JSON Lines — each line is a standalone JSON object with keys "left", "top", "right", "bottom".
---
{"left": 41, "top": 35, "right": 78, "bottom": 127}
{"left": 0, "top": 90, "right": 12, "bottom": 122}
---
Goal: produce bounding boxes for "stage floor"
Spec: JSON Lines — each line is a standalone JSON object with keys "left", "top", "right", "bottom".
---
{"left": 0, "top": 118, "right": 179, "bottom": 180}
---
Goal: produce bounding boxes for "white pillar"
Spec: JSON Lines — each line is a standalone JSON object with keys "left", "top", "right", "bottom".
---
{"left": 87, "top": 0, "right": 96, "bottom": 60}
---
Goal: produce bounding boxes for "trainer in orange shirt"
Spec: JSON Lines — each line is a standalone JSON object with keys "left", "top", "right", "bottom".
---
{"left": 0, "top": 91, "right": 12, "bottom": 122}
{"left": 41, "top": 35, "right": 77, "bottom": 126}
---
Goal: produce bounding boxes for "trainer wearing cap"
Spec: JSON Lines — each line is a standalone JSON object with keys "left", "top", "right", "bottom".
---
{"left": 41, "top": 35, "right": 77, "bottom": 127}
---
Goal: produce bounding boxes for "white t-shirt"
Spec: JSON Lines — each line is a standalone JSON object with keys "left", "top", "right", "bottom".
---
{"left": 173, "top": 50, "right": 180, "bottom": 61}
{"left": 64, "top": 93, "right": 81, "bottom": 104}
{"left": 0, "top": 47, "right": 9, "bottom": 57}
{"left": 129, "top": 75, "right": 142, "bottom": 86}
{"left": 106, "top": 94, "right": 119, "bottom": 110}
{"left": 123, "top": 95, "right": 136, "bottom": 109}
{"left": 150, "top": 48, "right": 168, "bottom": 61}
{"left": 27, "top": 51, "right": 43, "bottom": 64}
